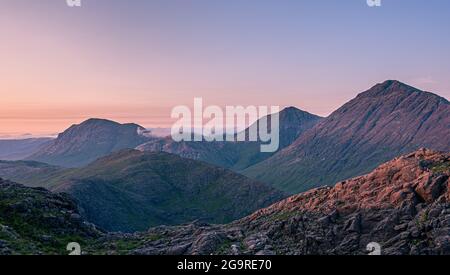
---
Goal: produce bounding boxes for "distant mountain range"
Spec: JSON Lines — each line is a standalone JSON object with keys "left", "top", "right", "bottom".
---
{"left": 1, "top": 80, "right": 449, "bottom": 237}
{"left": 0, "top": 138, "right": 53, "bottom": 160}
{"left": 244, "top": 80, "right": 450, "bottom": 193}
{"left": 137, "top": 107, "right": 322, "bottom": 171}
{"left": 17, "top": 81, "right": 449, "bottom": 196}
{"left": 0, "top": 150, "right": 284, "bottom": 232}
{"left": 10, "top": 107, "right": 321, "bottom": 173}
{"left": 27, "top": 119, "right": 154, "bottom": 167}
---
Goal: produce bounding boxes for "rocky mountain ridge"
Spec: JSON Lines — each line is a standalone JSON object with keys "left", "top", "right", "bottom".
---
{"left": 137, "top": 107, "right": 322, "bottom": 171}
{"left": 244, "top": 80, "right": 450, "bottom": 193}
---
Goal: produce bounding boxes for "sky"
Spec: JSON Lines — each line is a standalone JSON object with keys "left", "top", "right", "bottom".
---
{"left": 1, "top": 0, "right": 450, "bottom": 137}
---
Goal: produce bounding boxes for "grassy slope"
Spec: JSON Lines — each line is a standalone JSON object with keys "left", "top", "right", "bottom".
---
{"left": 1, "top": 150, "right": 285, "bottom": 233}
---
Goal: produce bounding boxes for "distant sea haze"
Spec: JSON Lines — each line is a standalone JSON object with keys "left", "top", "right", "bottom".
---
{"left": 0, "top": 118, "right": 173, "bottom": 140}
{"left": 0, "top": 117, "right": 266, "bottom": 140}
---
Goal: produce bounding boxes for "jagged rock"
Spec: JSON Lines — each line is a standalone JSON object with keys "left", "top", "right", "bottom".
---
{"left": 166, "top": 243, "right": 191, "bottom": 255}
{"left": 415, "top": 175, "right": 448, "bottom": 203}
{"left": 255, "top": 249, "right": 275, "bottom": 255}
{"left": 190, "top": 232, "right": 226, "bottom": 255}
{"left": 345, "top": 214, "right": 361, "bottom": 233}
{"left": 394, "top": 223, "right": 408, "bottom": 231}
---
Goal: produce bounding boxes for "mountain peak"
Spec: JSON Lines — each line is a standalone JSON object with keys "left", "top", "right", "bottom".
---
{"left": 281, "top": 106, "right": 301, "bottom": 113}
{"left": 358, "top": 80, "right": 449, "bottom": 104}
{"left": 361, "top": 80, "right": 418, "bottom": 98}
{"left": 79, "top": 118, "right": 144, "bottom": 130}
{"left": 279, "top": 107, "right": 323, "bottom": 121}
{"left": 380, "top": 79, "right": 405, "bottom": 86}
{"left": 27, "top": 118, "right": 152, "bottom": 167}
{"left": 81, "top": 118, "right": 118, "bottom": 126}
{"left": 381, "top": 79, "right": 417, "bottom": 90}
{"left": 244, "top": 81, "right": 450, "bottom": 193}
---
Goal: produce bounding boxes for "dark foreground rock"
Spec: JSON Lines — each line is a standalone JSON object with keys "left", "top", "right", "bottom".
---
{"left": 0, "top": 179, "right": 102, "bottom": 255}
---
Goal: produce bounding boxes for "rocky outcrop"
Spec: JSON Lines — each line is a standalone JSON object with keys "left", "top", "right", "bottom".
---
{"left": 103, "top": 149, "right": 449, "bottom": 255}
{"left": 0, "top": 178, "right": 102, "bottom": 255}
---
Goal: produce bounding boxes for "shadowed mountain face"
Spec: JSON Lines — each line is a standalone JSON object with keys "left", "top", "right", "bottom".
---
{"left": 27, "top": 119, "right": 153, "bottom": 168}
{"left": 137, "top": 107, "right": 322, "bottom": 171}
{"left": 244, "top": 81, "right": 450, "bottom": 193}
{"left": 258, "top": 106, "right": 323, "bottom": 149}
{"left": 96, "top": 149, "right": 449, "bottom": 255}
{"left": 10, "top": 150, "right": 285, "bottom": 233}
{"left": 0, "top": 138, "right": 53, "bottom": 161}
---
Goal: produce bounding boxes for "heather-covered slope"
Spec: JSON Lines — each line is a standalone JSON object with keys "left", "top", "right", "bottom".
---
{"left": 137, "top": 107, "right": 322, "bottom": 171}
{"left": 0, "top": 160, "right": 66, "bottom": 188}
{"left": 27, "top": 119, "right": 153, "bottom": 167}
{"left": 244, "top": 81, "right": 450, "bottom": 193}
{"left": 103, "top": 149, "right": 450, "bottom": 255}
{"left": 38, "top": 150, "right": 284, "bottom": 232}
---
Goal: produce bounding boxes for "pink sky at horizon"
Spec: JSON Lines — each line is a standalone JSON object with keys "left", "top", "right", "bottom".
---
{"left": 1, "top": 1, "right": 450, "bottom": 138}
